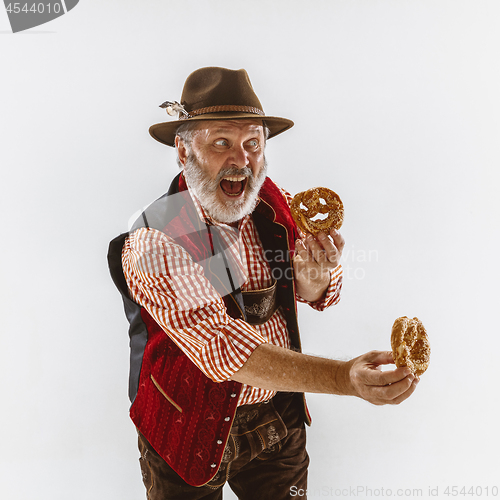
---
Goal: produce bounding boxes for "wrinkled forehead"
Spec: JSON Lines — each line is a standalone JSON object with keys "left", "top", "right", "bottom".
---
{"left": 194, "top": 119, "right": 264, "bottom": 136}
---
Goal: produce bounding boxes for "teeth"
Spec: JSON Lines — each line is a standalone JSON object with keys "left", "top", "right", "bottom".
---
{"left": 222, "top": 176, "right": 246, "bottom": 182}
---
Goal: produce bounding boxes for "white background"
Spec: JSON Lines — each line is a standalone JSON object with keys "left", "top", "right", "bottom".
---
{"left": 1, "top": 1, "right": 499, "bottom": 499}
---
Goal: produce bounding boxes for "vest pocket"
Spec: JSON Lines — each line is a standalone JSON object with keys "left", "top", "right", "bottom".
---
{"left": 150, "top": 374, "right": 183, "bottom": 413}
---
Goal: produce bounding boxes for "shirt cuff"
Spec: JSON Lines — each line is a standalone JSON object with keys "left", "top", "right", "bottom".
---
{"left": 298, "top": 264, "right": 343, "bottom": 311}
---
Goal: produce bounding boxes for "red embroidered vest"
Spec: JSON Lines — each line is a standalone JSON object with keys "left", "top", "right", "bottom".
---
{"left": 108, "top": 174, "right": 309, "bottom": 486}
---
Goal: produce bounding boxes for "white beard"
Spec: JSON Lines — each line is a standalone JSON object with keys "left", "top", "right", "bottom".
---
{"left": 182, "top": 154, "right": 268, "bottom": 224}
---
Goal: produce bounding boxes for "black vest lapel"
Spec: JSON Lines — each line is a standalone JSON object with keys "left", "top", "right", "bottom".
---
{"left": 252, "top": 211, "right": 301, "bottom": 350}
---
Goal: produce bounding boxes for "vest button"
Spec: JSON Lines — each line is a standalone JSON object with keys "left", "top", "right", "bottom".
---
{"left": 224, "top": 417, "right": 230, "bottom": 421}
{"left": 230, "top": 393, "right": 237, "bottom": 397}
{"left": 217, "top": 440, "right": 223, "bottom": 445}
{"left": 211, "top": 463, "right": 217, "bottom": 468}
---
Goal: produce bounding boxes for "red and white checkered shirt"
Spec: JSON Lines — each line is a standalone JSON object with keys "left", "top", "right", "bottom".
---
{"left": 122, "top": 181, "right": 343, "bottom": 406}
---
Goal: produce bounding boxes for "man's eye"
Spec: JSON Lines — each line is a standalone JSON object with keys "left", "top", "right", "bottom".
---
{"left": 214, "top": 139, "right": 228, "bottom": 146}
{"left": 247, "top": 140, "right": 259, "bottom": 148}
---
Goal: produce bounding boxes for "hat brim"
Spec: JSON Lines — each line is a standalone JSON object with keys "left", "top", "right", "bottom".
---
{"left": 149, "top": 113, "right": 294, "bottom": 147}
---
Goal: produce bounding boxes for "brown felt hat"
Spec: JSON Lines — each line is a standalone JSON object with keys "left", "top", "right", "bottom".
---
{"left": 149, "top": 67, "right": 294, "bottom": 147}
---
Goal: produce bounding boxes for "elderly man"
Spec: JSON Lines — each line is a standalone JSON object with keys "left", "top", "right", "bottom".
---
{"left": 108, "top": 67, "right": 418, "bottom": 500}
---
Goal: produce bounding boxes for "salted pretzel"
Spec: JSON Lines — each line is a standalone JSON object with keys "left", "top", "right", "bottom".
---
{"left": 391, "top": 316, "right": 430, "bottom": 376}
{"left": 291, "top": 187, "right": 344, "bottom": 236}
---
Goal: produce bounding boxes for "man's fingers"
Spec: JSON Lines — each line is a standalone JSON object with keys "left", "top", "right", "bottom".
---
{"left": 387, "top": 375, "right": 419, "bottom": 405}
{"left": 361, "top": 350, "right": 395, "bottom": 366}
{"left": 316, "top": 232, "right": 340, "bottom": 263}
{"left": 355, "top": 366, "right": 408, "bottom": 388}
{"left": 295, "top": 231, "right": 344, "bottom": 267}
{"left": 305, "top": 234, "right": 341, "bottom": 266}
{"left": 293, "top": 239, "right": 309, "bottom": 261}
{"left": 365, "top": 373, "right": 418, "bottom": 405}
{"left": 361, "top": 364, "right": 412, "bottom": 387}
{"left": 330, "top": 228, "right": 345, "bottom": 254}
{"left": 303, "top": 235, "right": 324, "bottom": 262}
{"left": 351, "top": 351, "right": 420, "bottom": 406}
{"left": 293, "top": 240, "right": 315, "bottom": 279}
{"left": 383, "top": 373, "right": 415, "bottom": 399}
{"left": 361, "top": 351, "right": 414, "bottom": 386}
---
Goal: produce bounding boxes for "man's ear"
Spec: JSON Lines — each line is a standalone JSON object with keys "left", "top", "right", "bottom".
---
{"left": 175, "top": 136, "right": 188, "bottom": 166}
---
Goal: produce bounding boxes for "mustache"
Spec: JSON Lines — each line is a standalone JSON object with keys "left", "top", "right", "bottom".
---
{"left": 183, "top": 153, "right": 268, "bottom": 223}
{"left": 215, "top": 166, "right": 253, "bottom": 184}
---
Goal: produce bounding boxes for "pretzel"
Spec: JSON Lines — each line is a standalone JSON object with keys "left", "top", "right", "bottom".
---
{"left": 290, "top": 187, "right": 344, "bottom": 236}
{"left": 391, "top": 316, "right": 430, "bottom": 376}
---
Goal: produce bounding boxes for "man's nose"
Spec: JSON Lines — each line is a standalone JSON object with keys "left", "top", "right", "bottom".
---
{"left": 230, "top": 144, "right": 249, "bottom": 168}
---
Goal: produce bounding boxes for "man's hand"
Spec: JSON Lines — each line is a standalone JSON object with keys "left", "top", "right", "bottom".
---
{"left": 293, "top": 228, "right": 345, "bottom": 302}
{"left": 339, "top": 351, "right": 419, "bottom": 405}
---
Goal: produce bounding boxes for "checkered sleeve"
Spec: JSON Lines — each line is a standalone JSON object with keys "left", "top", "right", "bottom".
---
{"left": 122, "top": 227, "right": 268, "bottom": 383}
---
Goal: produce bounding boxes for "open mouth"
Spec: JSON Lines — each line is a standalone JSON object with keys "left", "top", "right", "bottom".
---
{"left": 219, "top": 176, "right": 248, "bottom": 197}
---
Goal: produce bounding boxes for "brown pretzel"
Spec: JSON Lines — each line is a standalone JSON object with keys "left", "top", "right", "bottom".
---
{"left": 391, "top": 316, "right": 430, "bottom": 376}
{"left": 290, "top": 187, "right": 344, "bottom": 236}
